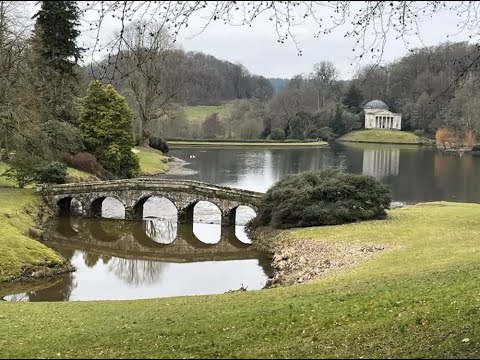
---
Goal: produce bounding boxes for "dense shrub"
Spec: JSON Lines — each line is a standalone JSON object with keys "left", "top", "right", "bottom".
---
{"left": 318, "top": 127, "right": 336, "bottom": 142}
{"left": 36, "top": 161, "right": 68, "bottom": 184}
{"left": 254, "top": 169, "right": 391, "bottom": 229}
{"left": 41, "top": 120, "right": 85, "bottom": 155}
{"left": 269, "top": 129, "right": 285, "bottom": 141}
{"left": 149, "top": 137, "right": 169, "bottom": 154}
{"left": 413, "top": 129, "right": 425, "bottom": 137}
{"left": 62, "top": 152, "right": 99, "bottom": 174}
{"left": 472, "top": 144, "right": 480, "bottom": 152}
{"left": 1, "top": 154, "right": 39, "bottom": 188}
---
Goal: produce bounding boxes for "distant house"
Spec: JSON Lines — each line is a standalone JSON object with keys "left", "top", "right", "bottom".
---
{"left": 364, "top": 100, "right": 402, "bottom": 130}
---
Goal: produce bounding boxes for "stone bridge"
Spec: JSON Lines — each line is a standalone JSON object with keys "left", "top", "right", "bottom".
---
{"left": 37, "top": 178, "right": 263, "bottom": 226}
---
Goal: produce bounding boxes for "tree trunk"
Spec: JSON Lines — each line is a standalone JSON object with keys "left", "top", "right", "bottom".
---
{"left": 141, "top": 129, "right": 150, "bottom": 147}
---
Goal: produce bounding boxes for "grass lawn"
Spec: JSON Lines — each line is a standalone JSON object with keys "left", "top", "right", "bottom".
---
{"left": 134, "top": 146, "right": 168, "bottom": 175}
{"left": 66, "top": 168, "right": 98, "bottom": 183}
{"left": 0, "top": 187, "right": 64, "bottom": 283}
{"left": 183, "top": 103, "right": 233, "bottom": 122}
{"left": 168, "top": 140, "right": 329, "bottom": 147}
{"left": 2, "top": 202, "right": 480, "bottom": 358}
{"left": 339, "top": 129, "right": 421, "bottom": 144}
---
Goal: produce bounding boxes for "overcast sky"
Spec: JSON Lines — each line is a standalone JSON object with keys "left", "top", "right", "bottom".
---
{"left": 35, "top": 1, "right": 473, "bottom": 80}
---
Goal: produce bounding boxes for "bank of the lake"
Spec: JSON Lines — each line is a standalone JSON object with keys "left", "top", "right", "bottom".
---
{"left": 2, "top": 202, "right": 480, "bottom": 358}
{"left": 0, "top": 187, "right": 69, "bottom": 283}
{"left": 339, "top": 129, "right": 424, "bottom": 144}
{"left": 0, "top": 146, "right": 171, "bottom": 283}
{"left": 168, "top": 140, "right": 329, "bottom": 147}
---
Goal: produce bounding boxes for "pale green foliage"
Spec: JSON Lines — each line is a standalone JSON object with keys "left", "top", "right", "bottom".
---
{"left": 80, "top": 81, "right": 140, "bottom": 178}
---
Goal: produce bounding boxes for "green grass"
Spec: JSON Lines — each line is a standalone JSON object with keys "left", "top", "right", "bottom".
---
{"left": 339, "top": 129, "right": 421, "bottom": 144}
{"left": 66, "top": 168, "right": 98, "bottom": 183}
{"left": 2, "top": 202, "right": 480, "bottom": 358}
{"left": 0, "top": 187, "right": 64, "bottom": 283}
{"left": 183, "top": 103, "right": 233, "bottom": 122}
{"left": 0, "top": 162, "right": 11, "bottom": 187}
{"left": 168, "top": 140, "right": 328, "bottom": 147}
{"left": 134, "top": 146, "right": 168, "bottom": 175}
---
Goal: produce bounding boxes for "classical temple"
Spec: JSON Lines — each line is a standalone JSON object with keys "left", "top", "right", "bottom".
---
{"left": 364, "top": 100, "right": 401, "bottom": 130}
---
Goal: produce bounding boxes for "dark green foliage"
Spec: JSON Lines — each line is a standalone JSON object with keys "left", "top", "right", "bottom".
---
{"left": 1, "top": 156, "right": 39, "bottom": 188}
{"left": 36, "top": 162, "right": 67, "bottom": 184}
{"left": 255, "top": 169, "right": 391, "bottom": 229}
{"left": 32, "top": 1, "right": 81, "bottom": 75}
{"left": 80, "top": 81, "right": 140, "bottom": 178}
{"left": 41, "top": 120, "right": 84, "bottom": 155}
{"left": 318, "top": 127, "right": 336, "bottom": 142}
{"left": 413, "top": 129, "right": 425, "bottom": 137}
{"left": 472, "top": 144, "right": 480, "bottom": 152}
{"left": 269, "top": 129, "right": 285, "bottom": 141}
{"left": 149, "top": 137, "right": 169, "bottom": 154}
{"left": 342, "top": 83, "right": 364, "bottom": 113}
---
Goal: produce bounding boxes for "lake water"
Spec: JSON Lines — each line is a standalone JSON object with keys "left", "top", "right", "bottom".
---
{"left": 3, "top": 143, "right": 477, "bottom": 302}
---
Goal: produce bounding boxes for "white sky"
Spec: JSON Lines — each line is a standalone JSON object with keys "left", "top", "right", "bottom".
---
{"left": 27, "top": 1, "right": 474, "bottom": 80}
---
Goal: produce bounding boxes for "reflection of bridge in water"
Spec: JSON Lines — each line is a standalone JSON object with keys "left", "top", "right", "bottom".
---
{"left": 48, "top": 217, "right": 260, "bottom": 263}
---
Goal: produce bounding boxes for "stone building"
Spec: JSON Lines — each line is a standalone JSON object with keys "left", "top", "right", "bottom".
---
{"left": 364, "top": 100, "right": 401, "bottom": 130}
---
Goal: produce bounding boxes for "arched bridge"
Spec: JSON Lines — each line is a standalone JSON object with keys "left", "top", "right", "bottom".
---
{"left": 37, "top": 179, "right": 263, "bottom": 226}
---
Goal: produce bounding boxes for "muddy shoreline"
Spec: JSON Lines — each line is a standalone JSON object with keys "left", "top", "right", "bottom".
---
{"left": 251, "top": 227, "right": 394, "bottom": 288}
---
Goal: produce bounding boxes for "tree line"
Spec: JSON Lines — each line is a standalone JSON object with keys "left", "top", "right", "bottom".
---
{"left": 157, "top": 41, "right": 480, "bottom": 145}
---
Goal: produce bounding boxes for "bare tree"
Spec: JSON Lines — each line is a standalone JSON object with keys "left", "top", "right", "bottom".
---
{"left": 80, "top": 1, "right": 480, "bottom": 82}
{"left": 0, "top": 1, "right": 45, "bottom": 159}
{"left": 112, "top": 21, "right": 186, "bottom": 146}
{"left": 310, "top": 61, "right": 338, "bottom": 111}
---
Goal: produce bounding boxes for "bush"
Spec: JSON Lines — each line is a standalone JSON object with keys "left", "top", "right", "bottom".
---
{"left": 1, "top": 155, "right": 39, "bottom": 188}
{"left": 472, "top": 144, "right": 480, "bottom": 152}
{"left": 36, "top": 161, "right": 68, "bottom": 184}
{"left": 62, "top": 152, "right": 99, "bottom": 174}
{"left": 149, "top": 137, "right": 169, "bottom": 154}
{"left": 318, "top": 127, "right": 336, "bottom": 142}
{"left": 269, "top": 129, "right": 285, "bottom": 141}
{"left": 413, "top": 129, "right": 425, "bottom": 137}
{"left": 254, "top": 169, "right": 391, "bottom": 229}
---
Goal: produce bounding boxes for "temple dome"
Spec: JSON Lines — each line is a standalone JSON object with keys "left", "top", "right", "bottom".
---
{"left": 364, "top": 100, "right": 389, "bottom": 110}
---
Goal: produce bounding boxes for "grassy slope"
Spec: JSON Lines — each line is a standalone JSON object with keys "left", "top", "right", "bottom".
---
{"left": 183, "top": 103, "right": 233, "bottom": 122}
{"left": 168, "top": 140, "right": 328, "bottom": 147}
{"left": 340, "top": 129, "right": 421, "bottom": 144}
{"left": 134, "top": 146, "right": 168, "bottom": 175}
{"left": 2, "top": 202, "right": 480, "bottom": 358}
{"left": 0, "top": 187, "right": 64, "bottom": 282}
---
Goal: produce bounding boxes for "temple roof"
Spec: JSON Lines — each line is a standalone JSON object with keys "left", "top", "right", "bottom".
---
{"left": 364, "top": 100, "right": 389, "bottom": 110}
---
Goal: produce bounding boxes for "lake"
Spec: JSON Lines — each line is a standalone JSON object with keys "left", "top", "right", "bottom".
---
{"left": 2, "top": 143, "right": 476, "bottom": 302}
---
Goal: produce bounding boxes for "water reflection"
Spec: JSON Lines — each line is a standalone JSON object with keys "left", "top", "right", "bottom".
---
{"left": 362, "top": 148, "right": 400, "bottom": 179}
{"left": 143, "top": 219, "right": 177, "bottom": 244}
{"left": 107, "top": 257, "right": 167, "bottom": 287}
{"left": 170, "top": 144, "right": 480, "bottom": 203}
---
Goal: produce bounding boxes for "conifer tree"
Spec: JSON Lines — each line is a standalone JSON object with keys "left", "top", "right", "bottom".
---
{"left": 80, "top": 81, "right": 140, "bottom": 178}
{"left": 31, "top": 1, "right": 82, "bottom": 125}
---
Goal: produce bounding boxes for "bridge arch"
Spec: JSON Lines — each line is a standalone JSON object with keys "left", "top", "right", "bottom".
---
{"left": 57, "top": 197, "right": 85, "bottom": 217}
{"left": 133, "top": 195, "right": 178, "bottom": 221}
{"left": 228, "top": 205, "right": 257, "bottom": 243}
{"left": 91, "top": 196, "right": 126, "bottom": 219}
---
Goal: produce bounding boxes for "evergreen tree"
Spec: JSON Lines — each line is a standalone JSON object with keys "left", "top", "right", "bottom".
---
{"left": 342, "top": 83, "right": 364, "bottom": 114}
{"left": 31, "top": 1, "right": 82, "bottom": 125}
{"left": 80, "top": 81, "right": 140, "bottom": 178}
{"left": 32, "top": 1, "right": 81, "bottom": 74}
